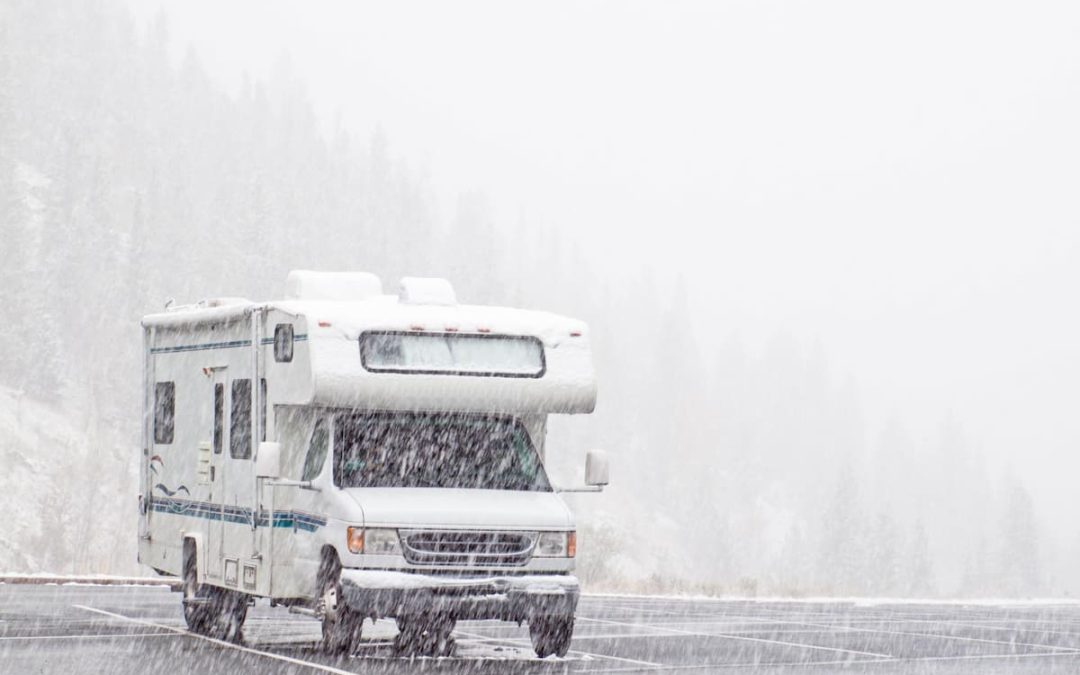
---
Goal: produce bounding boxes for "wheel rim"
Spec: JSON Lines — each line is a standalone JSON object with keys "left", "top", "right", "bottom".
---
{"left": 182, "top": 566, "right": 198, "bottom": 620}
{"left": 321, "top": 583, "right": 339, "bottom": 620}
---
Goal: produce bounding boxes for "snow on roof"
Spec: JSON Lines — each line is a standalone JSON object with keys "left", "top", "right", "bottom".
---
{"left": 284, "top": 270, "right": 383, "bottom": 301}
{"left": 273, "top": 295, "right": 586, "bottom": 344}
{"left": 144, "top": 293, "right": 586, "bottom": 344}
{"left": 398, "top": 277, "right": 456, "bottom": 306}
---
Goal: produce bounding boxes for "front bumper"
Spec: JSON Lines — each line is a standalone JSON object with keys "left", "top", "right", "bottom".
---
{"left": 339, "top": 569, "right": 579, "bottom": 621}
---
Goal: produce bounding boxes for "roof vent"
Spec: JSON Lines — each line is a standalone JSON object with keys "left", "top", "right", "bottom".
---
{"left": 198, "top": 297, "right": 251, "bottom": 309}
{"left": 399, "top": 277, "right": 457, "bottom": 306}
{"left": 285, "top": 271, "right": 383, "bottom": 301}
{"left": 165, "top": 297, "right": 251, "bottom": 313}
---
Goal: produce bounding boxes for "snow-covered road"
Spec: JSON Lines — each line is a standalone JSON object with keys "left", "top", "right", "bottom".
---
{"left": 4, "top": 583, "right": 1080, "bottom": 673}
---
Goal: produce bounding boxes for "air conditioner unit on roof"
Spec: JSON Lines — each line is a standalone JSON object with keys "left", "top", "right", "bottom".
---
{"left": 399, "top": 277, "right": 457, "bottom": 306}
{"left": 285, "top": 271, "right": 383, "bottom": 301}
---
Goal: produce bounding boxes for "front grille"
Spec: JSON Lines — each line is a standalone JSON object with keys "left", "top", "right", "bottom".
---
{"left": 400, "top": 530, "right": 536, "bottom": 567}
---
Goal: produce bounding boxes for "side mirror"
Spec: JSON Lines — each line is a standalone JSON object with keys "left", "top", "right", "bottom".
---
{"left": 585, "top": 449, "right": 610, "bottom": 487}
{"left": 256, "top": 442, "right": 281, "bottom": 479}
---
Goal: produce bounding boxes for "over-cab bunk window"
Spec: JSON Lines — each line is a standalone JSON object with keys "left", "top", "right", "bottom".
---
{"left": 359, "top": 331, "right": 545, "bottom": 378}
{"left": 274, "top": 323, "right": 294, "bottom": 362}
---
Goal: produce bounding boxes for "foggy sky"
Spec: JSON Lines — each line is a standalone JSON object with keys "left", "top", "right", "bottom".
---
{"left": 127, "top": 0, "right": 1080, "bottom": 527}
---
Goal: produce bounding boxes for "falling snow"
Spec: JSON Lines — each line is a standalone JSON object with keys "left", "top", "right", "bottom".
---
{"left": 3, "top": 0, "right": 1080, "bottom": 672}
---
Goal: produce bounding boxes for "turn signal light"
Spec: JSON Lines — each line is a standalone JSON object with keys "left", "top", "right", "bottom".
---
{"left": 568, "top": 531, "right": 577, "bottom": 558}
{"left": 347, "top": 526, "right": 364, "bottom": 554}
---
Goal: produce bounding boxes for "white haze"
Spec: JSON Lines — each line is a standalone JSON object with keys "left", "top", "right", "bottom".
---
{"left": 1, "top": 0, "right": 1078, "bottom": 596}
{"left": 130, "top": 0, "right": 1080, "bottom": 507}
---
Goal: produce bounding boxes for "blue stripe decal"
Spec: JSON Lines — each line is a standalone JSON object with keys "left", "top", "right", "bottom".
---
{"left": 150, "top": 334, "right": 308, "bottom": 354}
{"left": 258, "top": 336, "right": 310, "bottom": 345}
{"left": 150, "top": 497, "right": 326, "bottom": 532}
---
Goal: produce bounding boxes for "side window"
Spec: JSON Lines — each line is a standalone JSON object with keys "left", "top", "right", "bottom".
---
{"left": 213, "top": 383, "right": 224, "bottom": 454}
{"left": 230, "top": 379, "right": 252, "bottom": 459}
{"left": 274, "top": 324, "right": 294, "bottom": 362}
{"left": 301, "top": 419, "right": 330, "bottom": 481}
{"left": 154, "top": 382, "right": 175, "bottom": 444}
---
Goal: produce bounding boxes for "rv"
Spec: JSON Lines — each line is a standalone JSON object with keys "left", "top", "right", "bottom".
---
{"left": 138, "top": 271, "right": 607, "bottom": 658}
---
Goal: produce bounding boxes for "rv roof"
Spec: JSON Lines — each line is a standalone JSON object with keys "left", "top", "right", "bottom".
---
{"left": 143, "top": 271, "right": 585, "bottom": 340}
{"left": 279, "top": 296, "right": 585, "bottom": 343}
{"left": 142, "top": 294, "right": 587, "bottom": 343}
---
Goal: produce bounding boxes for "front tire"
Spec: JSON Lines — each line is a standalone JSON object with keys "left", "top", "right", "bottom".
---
{"left": 394, "top": 615, "right": 456, "bottom": 657}
{"left": 530, "top": 615, "right": 574, "bottom": 658}
{"left": 318, "top": 554, "right": 363, "bottom": 655}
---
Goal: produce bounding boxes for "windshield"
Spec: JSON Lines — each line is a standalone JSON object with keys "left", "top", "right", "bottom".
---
{"left": 333, "top": 412, "right": 551, "bottom": 491}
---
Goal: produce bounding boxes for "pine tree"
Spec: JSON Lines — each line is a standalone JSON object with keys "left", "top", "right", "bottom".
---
{"left": 997, "top": 476, "right": 1041, "bottom": 596}
{"left": 908, "top": 519, "right": 935, "bottom": 597}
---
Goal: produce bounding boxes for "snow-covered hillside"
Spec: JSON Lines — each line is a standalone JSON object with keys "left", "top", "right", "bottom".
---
{"left": 0, "top": 386, "right": 137, "bottom": 575}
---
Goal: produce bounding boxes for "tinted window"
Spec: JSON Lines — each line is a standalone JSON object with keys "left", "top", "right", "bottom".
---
{"left": 154, "top": 382, "right": 175, "bottom": 444}
{"left": 334, "top": 412, "right": 550, "bottom": 491}
{"left": 274, "top": 324, "right": 294, "bottom": 362}
{"left": 230, "top": 379, "right": 251, "bottom": 459}
{"left": 301, "top": 419, "right": 329, "bottom": 481}
{"left": 213, "top": 383, "right": 224, "bottom": 454}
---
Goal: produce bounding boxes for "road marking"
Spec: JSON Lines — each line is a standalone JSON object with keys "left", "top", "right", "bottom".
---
{"left": 73, "top": 605, "right": 357, "bottom": 675}
{"left": 576, "top": 628, "right": 875, "bottom": 638}
{"left": 571, "top": 658, "right": 889, "bottom": 674}
{"left": 576, "top": 616, "right": 892, "bottom": 659}
{"left": 0, "top": 632, "right": 181, "bottom": 641}
{"left": 659, "top": 604, "right": 1080, "bottom": 650}
{"left": 899, "top": 650, "right": 1080, "bottom": 664}
{"left": 928, "top": 619, "right": 1080, "bottom": 638}
{"left": 569, "top": 651, "right": 1080, "bottom": 674}
{"left": 753, "top": 615, "right": 1080, "bottom": 654}
{"left": 454, "top": 628, "right": 667, "bottom": 669}
{"left": 770, "top": 615, "right": 1080, "bottom": 639}
{"left": 569, "top": 633, "right": 709, "bottom": 641}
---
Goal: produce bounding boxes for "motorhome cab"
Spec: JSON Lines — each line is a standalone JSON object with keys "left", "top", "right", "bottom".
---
{"left": 138, "top": 271, "right": 607, "bottom": 658}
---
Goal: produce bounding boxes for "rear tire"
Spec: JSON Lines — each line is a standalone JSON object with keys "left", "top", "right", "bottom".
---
{"left": 530, "top": 615, "right": 574, "bottom": 658}
{"left": 318, "top": 553, "right": 363, "bottom": 655}
{"left": 182, "top": 549, "right": 212, "bottom": 634}
{"left": 181, "top": 545, "right": 247, "bottom": 643}
{"left": 214, "top": 591, "right": 248, "bottom": 644}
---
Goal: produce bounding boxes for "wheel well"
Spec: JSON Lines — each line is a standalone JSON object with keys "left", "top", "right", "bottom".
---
{"left": 317, "top": 545, "right": 340, "bottom": 589}
{"left": 320, "top": 545, "right": 339, "bottom": 567}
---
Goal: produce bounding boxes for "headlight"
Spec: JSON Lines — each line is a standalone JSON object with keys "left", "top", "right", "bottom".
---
{"left": 346, "top": 527, "right": 401, "bottom": 555}
{"left": 535, "top": 531, "right": 576, "bottom": 558}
